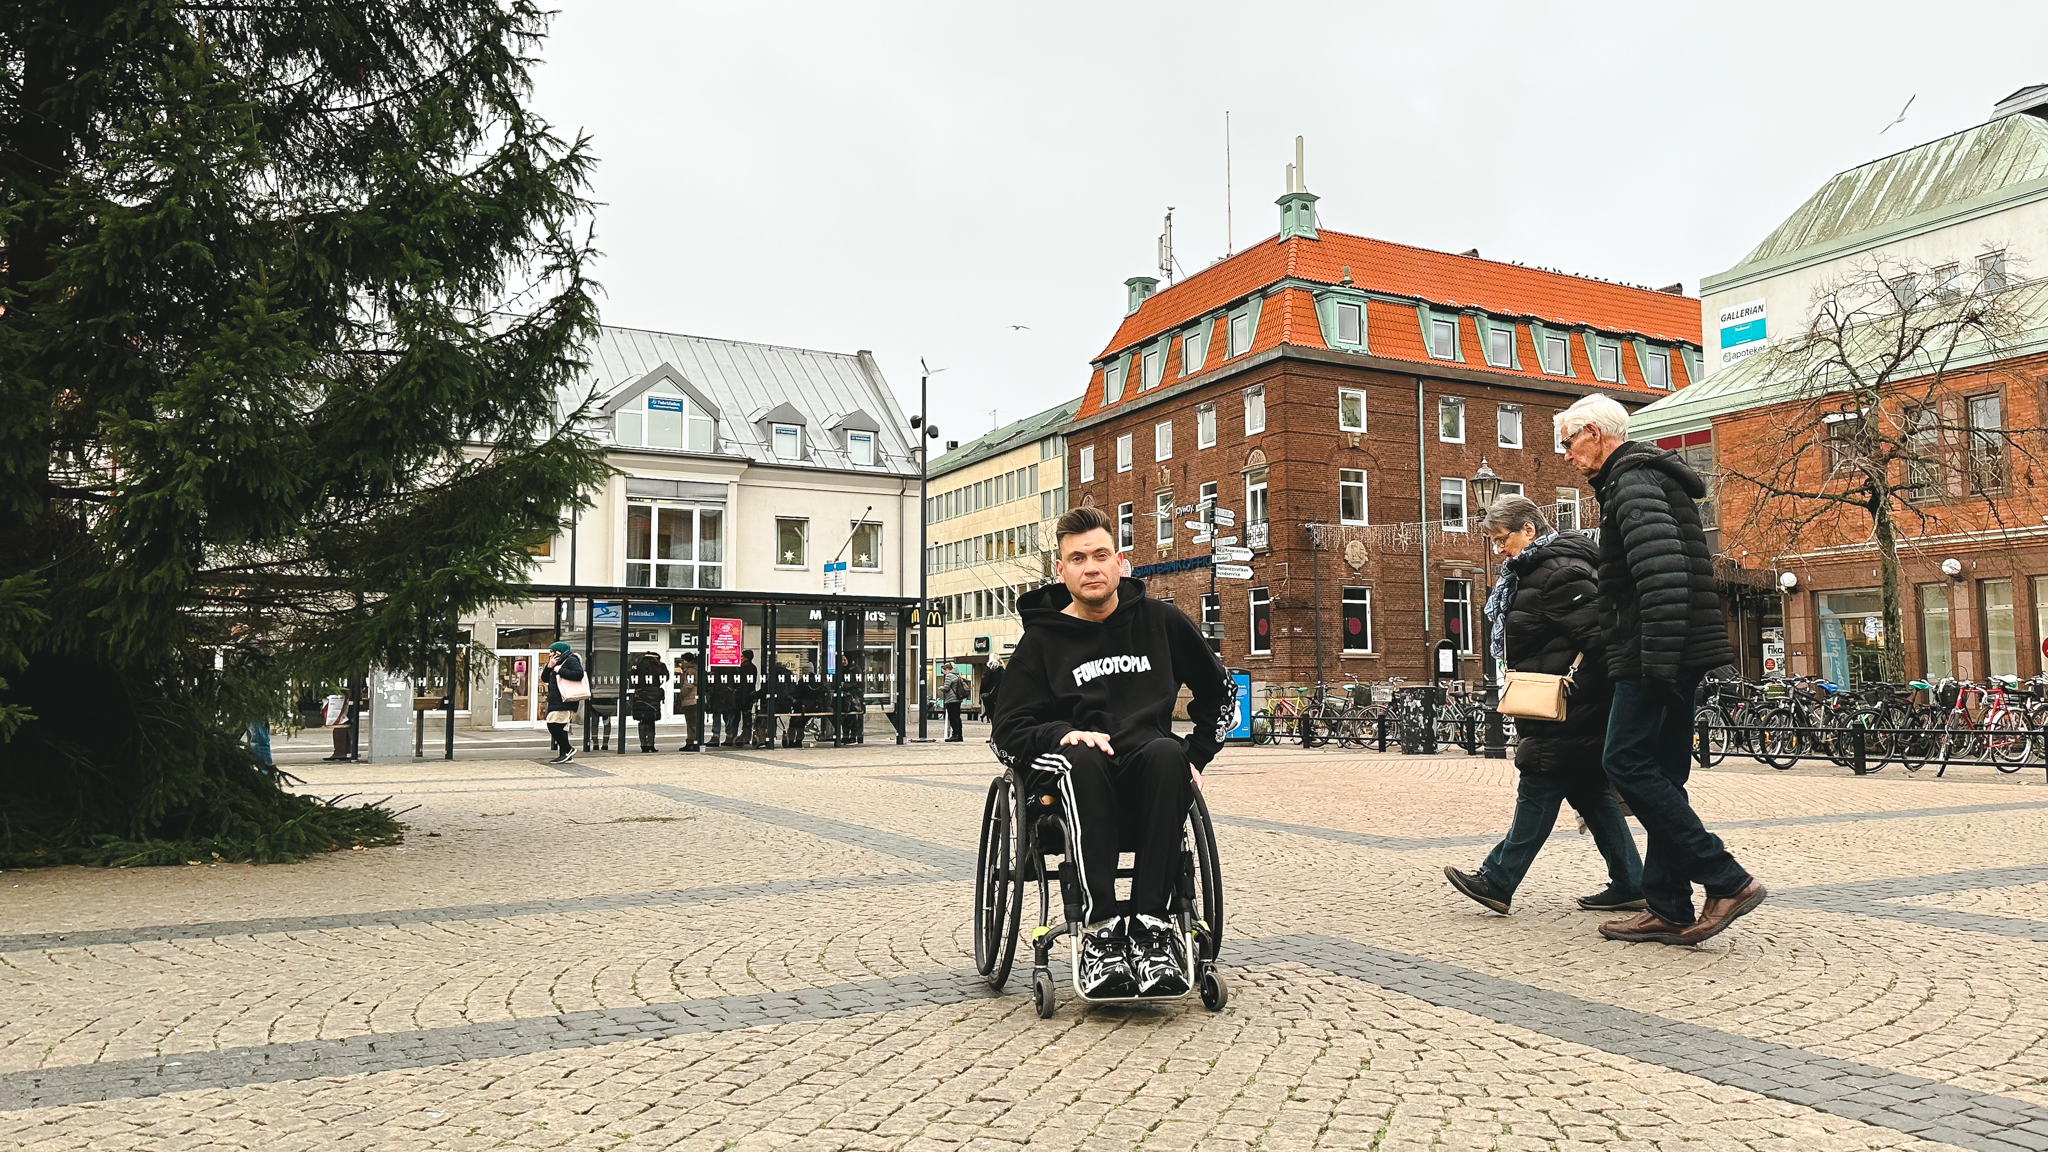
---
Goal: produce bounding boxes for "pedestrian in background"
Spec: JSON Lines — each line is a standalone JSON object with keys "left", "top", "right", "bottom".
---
{"left": 940, "top": 664, "right": 967, "bottom": 741}
{"left": 629, "top": 652, "right": 668, "bottom": 753}
{"left": 1445, "top": 494, "right": 1642, "bottom": 916}
{"left": 737, "top": 649, "right": 760, "bottom": 747}
{"left": 1561, "top": 393, "right": 1766, "bottom": 946}
{"left": 980, "top": 659, "right": 1005, "bottom": 726}
{"left": 540, "top": 640, "right": 584, "bottom": 764}
{"left": 674, "top": 653, "right": 702, "bottom": 752}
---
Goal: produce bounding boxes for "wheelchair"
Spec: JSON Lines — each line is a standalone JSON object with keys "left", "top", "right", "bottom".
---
{"left": 973, "top": 763, "right": 1227, "bottom": 1018}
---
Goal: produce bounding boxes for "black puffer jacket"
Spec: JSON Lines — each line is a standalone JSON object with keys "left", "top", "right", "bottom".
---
{"left": 1592, "top": 441, "right": 1735, "bottom": 682}
{"left": 1499, "top": 533, "right": 1612, "bottom": 777}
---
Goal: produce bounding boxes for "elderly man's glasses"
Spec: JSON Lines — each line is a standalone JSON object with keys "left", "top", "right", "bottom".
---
{"left": 1558, "top": 425, "right": 1593, "bottom": 452}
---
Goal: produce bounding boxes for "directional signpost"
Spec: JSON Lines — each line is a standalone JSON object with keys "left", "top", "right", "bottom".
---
{"left": 1213, "top": 508, "right": 1236, "bottom": 526}
{"left": 1214, "top": 564, "right": 1254, "bottom": 580}
{"left": 1184, "top": 520, "right": 1209, "bottom": 530}
{"left": 1214, "top": 547, "right": 1254, "bottom": 562}
{"left": 1212, "top": 535, "right": 1237, "bottom": 546}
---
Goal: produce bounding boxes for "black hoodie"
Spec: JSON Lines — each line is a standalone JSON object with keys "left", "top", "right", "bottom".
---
{"left": 994, "top": 576, "right": 1233, "bottom": 772}
{"left": 1591, "top": 440, "right": 1735, "bottom": 682}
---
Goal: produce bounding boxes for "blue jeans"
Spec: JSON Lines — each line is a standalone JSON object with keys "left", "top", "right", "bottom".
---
{"left": 1482, "top": 771, "right": 1642, "bottom": 897}
{"left": 1603, "top": 671, "right": 1752, "bottom": 925}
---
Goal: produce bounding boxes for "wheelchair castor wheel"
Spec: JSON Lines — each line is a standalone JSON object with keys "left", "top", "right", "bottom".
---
{"left": 1200, "top": 969, "right": 1228, "bottom": 1012}
{"left": 1032, "top": 969, "right": 1057, "bottom": 1018}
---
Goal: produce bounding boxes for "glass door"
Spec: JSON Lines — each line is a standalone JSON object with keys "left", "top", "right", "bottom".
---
{"left": 495, "top": 652, "right": 543, "bottom": 726}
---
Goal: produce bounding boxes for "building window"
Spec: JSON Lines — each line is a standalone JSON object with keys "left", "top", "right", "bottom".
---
{"left": 1430, "top": 317, "right": 1457, "bottom": 360}
{"left": 1644, "top": 349, "right": 1671, "bottom": 390}
{"left": 1444, "top": 578, "right": 1473, "bottom": 653}
{"left": 1594, "top": 342, "right": 1620, "bottom": 383}
{"left": 1197, "top": 402, "right": 1217, "bottom": 448}
{"left": 1339, "top": 469, "right": 1368, "bottom": 525}
{"left": 1116, "top": 434, "right": 1133, "bottom": 473}
{"left": 1543, "top": 334, "right": 1569, "bottom": 375}
{"left": 1981, "top": 249, "right": 2010, "bottom": 292}
{"left": 1335, "top": 301, "right": 1363, "bottom": 345}
{"left": 774, "top": 517, "right": 808, "bottom": 568}
{"left": 1554, "top": 487, "right": 1580, "bottom": 532}
{"left": 850, "top": 521, "right": 882, "bottom": 570}
{"left": 1156, "top": 491, "right": 1174, "bottom": 546}
{"left": 1888, "top": 274, "right": 1920, "bottom": 310}
{"left": 1967, "top": 392, "right": 2004, "bottom": 492}
{"left": 1497, "top": 404, "right": 1522, "bottom": 449}
{"left": 1244, "top": 385, "right": 1266, "bottom": 434}
{"left": 1984, "top": 578, "right": 2018, "bottom": 678}
{"left": 1183, "top": 327, "right": 1205, "bottom": 375}
{"left": 1199, "top": 480, "right": 1218, "bottom": 524}
{"left": 1923, "top": 583, "right": 1953, "bottom": 680}
{"left": 1117, "top": 502, "right": 1133, "bottom": 551}
{"left": 1338, "top": 388, "right": 1366, "bottom": 433}
{"left": 1245, "top": 468, "right": 1269, "bottom": 528}
{"left": 1103, "top": 360, "right": 1126, "bottom": 403}
{"left": 1499, "top": 481, "right": 1523, "bottom": 499}
{"left": 1230, "top": 312, "right": 1252, "bottom": 356}
{"left": 1486, "top": 324, "right": 1513, "bottom": 367}
{"left": 1202, "top": 592, "right": 1221, "bottom": 655}
{"left": 1342, "top": 587, "right": 1372, "bottom": 653}
{"left": 1155, "top": 420, "right": 1173, "bottom": 461}
{"left": 847, "top": 430, "right": 875, "bottom": 465}
{"left": 771, "top": 423, "right": 803, "bottom": 460}
{"left": 1440, "top": 477, "right": 1467, "bottom": 530}
{"left": 1438, "top": 397, "right": 1465, "bottom": 443}
{"left": 1906, "top": 406, "right": 1940, "bottom": 500}
{"left": 1249, "top": 587, "right": 1271, "bottom": 654}
{"left": 626, "top": 503, "right": 724, "bottom": 589}
{"left": 618, "top": 386, "right": 718, "bottom": 453}
{"left": 1142, "top": 347, "right": 1165, "bottom": 390}
{"left": 1079, "top": 445, "right": 1095, "bottom": 482}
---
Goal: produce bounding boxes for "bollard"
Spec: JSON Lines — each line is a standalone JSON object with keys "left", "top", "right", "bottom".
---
{"left": 1377, "top": 711, "right": 1389, "bottom": 753}
{"left": 1695, "top": 715, "right": 1710, "bottom": 769}
{"left": 1484, "top": 705, "right": 1507, "bottom": 760}
{"left": 1851, "top": 726, "right": 1868, "bottom": 776}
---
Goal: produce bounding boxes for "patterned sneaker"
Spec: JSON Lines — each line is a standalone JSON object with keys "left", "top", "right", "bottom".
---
{"left": 1129, "top": 913, "right": 1191, "bottom": 997}
{"left": 1077, "top": 919, "right": 1138, "bottom": 999}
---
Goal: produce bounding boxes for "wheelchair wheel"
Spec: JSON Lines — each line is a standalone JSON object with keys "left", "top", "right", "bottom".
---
{"left": 1187, "top": 790, "right": 1225, "bottom": 961}
{"left": 1200, "top": 969, "right": 1228, "bottom": 1011}
{"left": 1248, "top": 710, "right": 1273, "bottom": 746}
{"left": 973, "top": 777, "right": 1023, "bottom": 990}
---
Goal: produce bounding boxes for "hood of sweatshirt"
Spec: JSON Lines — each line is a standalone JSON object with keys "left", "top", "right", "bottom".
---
{"left": 1593, "top": 440, "right": 1707, "bottom": 499}
{"left": 1015, "top": 576, "right": 1150, "bottom": 632}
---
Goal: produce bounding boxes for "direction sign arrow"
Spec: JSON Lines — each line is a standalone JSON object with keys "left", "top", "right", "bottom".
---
{"left": 1183, "top": 520, "right": 1209, "bottom": 530}
{"left": 1212, "top": 509, "right": 1236, "bottom": 525}
{"left": 1213, "top": 547, "right": 1254, "bottom": 562}
{"left": 1211, "top": 535, "right": 1237, "bottom": 545}
{"left": 1190, "top": 533, "right": 1212, "bottom": 544}
{"left": 1213, "top": 563, "right": 1255, "bottom": 580}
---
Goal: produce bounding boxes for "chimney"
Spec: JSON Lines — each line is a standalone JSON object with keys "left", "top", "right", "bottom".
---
{"left": 1657, "top": 282, "right": 1685, "bottom": 295}
{"left": 1125, "top": 276, "right": 1159, "bottom": 315}
{"left": 1276, "top": 135, "right": 1319, "bottom": 241}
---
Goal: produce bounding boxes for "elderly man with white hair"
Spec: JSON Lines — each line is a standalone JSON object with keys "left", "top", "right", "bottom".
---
{"left": 1557, "top": 394, "right": 1765, "bottom": 947}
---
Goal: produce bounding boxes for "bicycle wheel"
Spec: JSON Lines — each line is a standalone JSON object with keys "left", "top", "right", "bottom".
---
{"left": 1297, "top": 713, "right": 1324, "bottom": 748}
{"left": 1249, "top": 710, "right": 1273, "bottom": 746}
{"left": 1754, "top": 705, "right": 1802, "bottom": 770}
{"left": 1845, "top": 706, "right": 1892, "bottom": 772}
{"left": 1938, "top": 709, "right": 1977, "bottom": 768}
{"left": 1895, "top": 705, "right": 1936, "bottom": 773}
{"left": 1986, "top": 708, "right": 2034, "bottom": 772}
{"left": 1693, "top": 706, "right": 1730, "bottom": 767}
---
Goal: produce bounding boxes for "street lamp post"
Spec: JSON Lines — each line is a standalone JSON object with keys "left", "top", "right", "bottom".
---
{"left": 1469, "top": 458, "right": 1507, "bottom": 759}
{"left": 911, "top": 371, "right": 941, "bottom": 742}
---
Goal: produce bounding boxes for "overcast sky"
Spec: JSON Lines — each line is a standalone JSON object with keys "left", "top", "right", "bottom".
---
{"left": 528, "top": 1, "right": 2048, "bottom": 446}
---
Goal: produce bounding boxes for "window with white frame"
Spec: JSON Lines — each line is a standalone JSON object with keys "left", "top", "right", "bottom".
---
{"left": 1338, "top": 387, "right": 1366, "bottom": 433}
{"left": 1156, "top": 491, "right": 1173, "bottom": 546}
{"left": 849, "top": 521, "right": 882, "bottom": 570}
{"left": 1244, "top": 385, "right": 1266, "bottom": 434}
{"left": 1117, "top": 502, "right": 1133, "bottom": 550}
{"left": 1342, "top": 587, "right": 1372, "bottom": 653}
{"left": 1644, "top": 348, "right": 1670, "bottom": 389}
{"left": 1339, "top": 469, "right": 1368, "bottom": 524}
{"left": 1335, "top": 300, "right": 1363, "bottom": 345}
{"left": 846, "top": 430, "right": 875, "bottom": 465}
{"left": 1155, "top": 420, "right": 1172, "bottom": 461}
{"left": 1142, "top": 346, "right": 1164, "bottom": 390}
{"left": 1199, "top": 480, "right": 1218, "bottom": 521}
{"left": 1201, "top": 592, "right": 1221, "bottom": 654}
{"left": 1554, "top": 487, "right": 1580, "bottom": 531}
{"left": 1183, "top": 326, "right": 1205, "bottom": 375}
{"left": 1497, "top": 404, "right": 1522, "bottom": 448}
{"left": 1079, "top": 445, "right": 1095, "bottom": 482}
{"left": 1440, "top": 477, "right": 1467, "bottom": 530}
{"left": 773, "top": 516, "right": 808, "bottom": 569}
{"left": 1543, "top": 334, "right": 1569, "bottom": 375}
{"left": 627, "top": 503, "right": 725, "bottom": 589}
{"left": 1230, "top": 311, "right": 1252, "bottom": 356}
{"left": 1197, "top": 402, "right": 1217, "bottom": 448}
{"left": 1444, "top": 578, "right": 1473, "bottom": 653}
{"left": 1249, "top": 586, "right": 1271, "bottom": 653}
{"left": 771, "top": 423, "right": 803, "bottom": 460}
{"left": 1116, "top": 434, "right": 1132, "bottom": 472}
{"left": 1245, "top": 468, "right": 1269, "bottom": 526}
{"left": 1486, "top": 324, "right": 1514, "bottom": 367}
{"left": 1981, "top": 249, "right": 2010, "bottom": 292}
{"left": 1438, "top": 396, "right": 1465, "bottom": 443}
{"left": 1595, "top": 342, "right": 1620, "bottom": 383}
{"left": 1103, "top": 359, "right": 1126, "bottom": 402}
{"left": 1430, "top": 317, "right": 1458, "bottom": 359}
{"left": 615, "top": 383, "right": 717, "bottom": 453}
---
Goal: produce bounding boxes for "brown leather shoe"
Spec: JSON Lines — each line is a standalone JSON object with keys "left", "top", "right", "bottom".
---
{"left": 1598, "top": 911, "right": 1690, "bottom": 944}
{"left": 1679, "top": 879, "right": 1767, "bottom": 945}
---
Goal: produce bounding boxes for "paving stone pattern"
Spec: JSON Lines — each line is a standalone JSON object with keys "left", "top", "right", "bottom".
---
{"left": 7, "top": 741, "right": 2048, "bottom": 1150}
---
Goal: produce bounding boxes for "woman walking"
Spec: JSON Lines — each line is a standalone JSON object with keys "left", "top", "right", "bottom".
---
{"left": 540, "top": 640, "right": 585, "bottom": 764}
{"left": 1445, "top": 495, "right": 1644, "bottom": 915}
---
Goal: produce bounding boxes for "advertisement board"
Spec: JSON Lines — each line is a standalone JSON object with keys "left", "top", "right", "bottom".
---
{"left": 1718, "top": 298, "right": 1768, "bottom": 366}
{"left": 708, "top": 617, "right": 743, "bottom": 667}
{"left": 1228, "top": 670, "right": 1252, "bottom": 741}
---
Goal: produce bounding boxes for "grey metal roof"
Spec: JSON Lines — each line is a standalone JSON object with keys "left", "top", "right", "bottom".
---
{"left": 570, "top": 324, "right": 918, "bottom": 475}
{"left": 928, "top": 398, "right": 1081, "bottom": 479}
{"left": 1707, "top": 114, "right": 2048, "bottom": 291}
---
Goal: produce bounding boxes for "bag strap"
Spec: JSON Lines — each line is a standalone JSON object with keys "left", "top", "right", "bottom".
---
{"left": 1562, "top": 652, "right": 1584, "bottom": 688}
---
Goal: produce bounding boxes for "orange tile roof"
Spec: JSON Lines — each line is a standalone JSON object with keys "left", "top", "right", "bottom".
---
{"left": 1076, "top": 228, "right": 1701, "bottom": 421}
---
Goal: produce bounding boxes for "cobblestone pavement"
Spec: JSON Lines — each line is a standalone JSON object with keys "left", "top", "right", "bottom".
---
{"left": 6, "top": 741, "right": 2048, "bottom": 1150}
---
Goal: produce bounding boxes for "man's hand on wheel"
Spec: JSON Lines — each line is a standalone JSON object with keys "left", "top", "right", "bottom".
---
{"left": 1059, "top": 730, "right": 1114, "bottom": 755}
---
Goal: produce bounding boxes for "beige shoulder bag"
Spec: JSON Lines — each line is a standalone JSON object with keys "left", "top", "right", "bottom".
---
{"left": 1497, "top": 653, "right": 1583, "bottom": 721}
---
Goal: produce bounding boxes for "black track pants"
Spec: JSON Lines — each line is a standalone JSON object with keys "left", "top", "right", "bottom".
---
{"left": 1032, "top": 736, "right": 1191, "bottom": 922}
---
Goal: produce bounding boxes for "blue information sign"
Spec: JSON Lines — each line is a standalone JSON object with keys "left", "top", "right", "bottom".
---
{"left": 592, "top": 601, "right": 674, "bottom": 625}
{"left": 1228, "top": 670, "right": 1252, "bottom": 740}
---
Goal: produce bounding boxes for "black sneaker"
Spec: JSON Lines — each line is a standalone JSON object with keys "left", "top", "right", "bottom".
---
{"left": 1577, "top": 885, "right": 1648, "bottom": 911}
{"left": 1445, "top": 867, "right": 1512, "bottom": 915}
{"left": 1129, "top": 913, "right": 1191, "bottom": 997}
{"left": 560, "top": 748, "right": 575, "bottom": 763}
{"left": 1077, "top": 919, "right": 1139, "bottom": 999}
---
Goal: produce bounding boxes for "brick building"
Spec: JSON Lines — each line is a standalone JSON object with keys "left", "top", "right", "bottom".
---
{"left": 1065, "top": 185, "right": 1701, "bottom": 689}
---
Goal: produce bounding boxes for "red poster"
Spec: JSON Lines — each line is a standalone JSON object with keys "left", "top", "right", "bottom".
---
{"left": 709, "top": 618, "right": 743, "bottom": 667}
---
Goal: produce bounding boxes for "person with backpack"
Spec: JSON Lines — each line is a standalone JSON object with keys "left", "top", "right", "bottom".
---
{"left": 940, "top": 664, "right": 968, "bottom": 741}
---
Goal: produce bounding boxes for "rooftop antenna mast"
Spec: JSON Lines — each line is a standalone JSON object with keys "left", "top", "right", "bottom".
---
{"left": 1224, "top": 111, "right": 1233, "bottom": 256}
{"left": 1158, "top": 207, "right": 1175, "bottom": 284}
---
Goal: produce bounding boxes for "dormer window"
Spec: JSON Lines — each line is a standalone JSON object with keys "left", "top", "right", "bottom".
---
{"left": 616, "top": 382, "right": 716, "bottom": 453}
{"left": 847, "top": 430, "right": 875, "bottom": 466}
{"left": 772, "top": 423, "right": 802, "bottom": 460}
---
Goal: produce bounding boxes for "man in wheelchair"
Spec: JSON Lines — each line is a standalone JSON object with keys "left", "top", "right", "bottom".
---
{"left": 993, "top": 505, "right": 1233, "bottom": 998}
